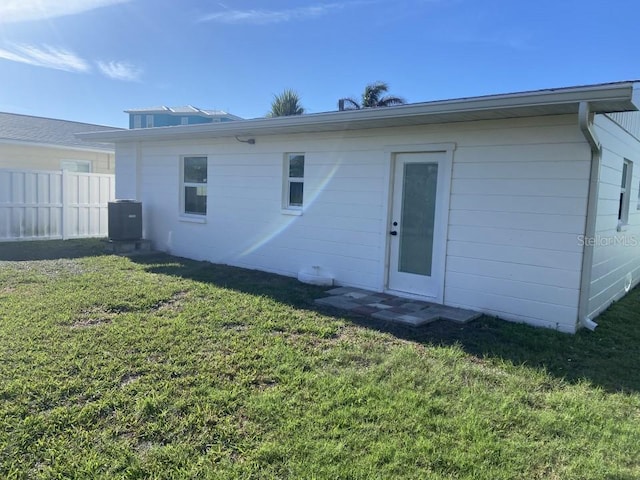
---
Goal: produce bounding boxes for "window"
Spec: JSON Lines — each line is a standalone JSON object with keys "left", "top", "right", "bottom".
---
{"left": 181, "top": 156, "right": 207, "bottom": 216}
{"left": 181, "top": 117, "right": 189, "bottom": 125}
{"left": 60, "top": 160, "right": 91, "bottom": 172}
{"left": 133, "top": 115, "right": 142, "bottom": 128}
{"left": 146, "top": 115, "right": 154, "bottom": 128}
{"left": 618, "top": 159, "right": 632, "bottom": 228}
{"left": 284, "top": 153, "right": 304, "bottom": 209}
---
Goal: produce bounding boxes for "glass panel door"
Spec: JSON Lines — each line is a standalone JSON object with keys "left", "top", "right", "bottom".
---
{"left": 399, "top": 163, "right": 438, "bottom": 276}
{"left": 387, "top": 151, "right": 447, "bottom": 299}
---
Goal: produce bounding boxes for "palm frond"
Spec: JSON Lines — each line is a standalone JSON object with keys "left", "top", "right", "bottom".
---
{"left": 268, "top": 89, "right": 305, "bottom": 117}
{"left": 377, "top": 95, "right": 406, "bottom": 107}
{"left": 362, "top": 81, "right": 390, "bottom": 107}
{"left": 339, "top": 97, "right": 361, "bottom": 110}
{"left": 338, "top": 81, "right": 406, "bottom": 111}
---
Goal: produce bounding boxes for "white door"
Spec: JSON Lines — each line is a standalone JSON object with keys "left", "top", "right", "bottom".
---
{"left": 388, "top": 152, "right": 448, "bottom": 299}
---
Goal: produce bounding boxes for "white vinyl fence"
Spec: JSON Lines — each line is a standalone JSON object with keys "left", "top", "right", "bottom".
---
{"left": 0, "top": 169, "right": 115, "bottom": 241}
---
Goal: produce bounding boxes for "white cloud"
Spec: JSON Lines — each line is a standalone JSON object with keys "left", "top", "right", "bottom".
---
{"left": 0, "top": 42, "right": 142, "bottom": 81}
{"left": 199, "top": 4, "right": 344, "bottom": 24}
{"left": 0, "top": 0, "right": 130, "bottom": 23}
{"left": 0, "top": 43, "right": 90, "bottom": 72}
{"left": 97, "top": 60, "right": 142, "bottom": 82}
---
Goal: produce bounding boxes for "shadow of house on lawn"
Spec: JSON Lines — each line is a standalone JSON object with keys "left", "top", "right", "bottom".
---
{"left": 132, "top": 252, "right": 640, "bottom": 394}
{"left": 0, "top": 238, "right": 108, "bottom": 261}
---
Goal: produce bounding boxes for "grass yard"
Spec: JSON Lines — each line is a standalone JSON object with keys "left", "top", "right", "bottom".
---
{"left": 0, "top": 239, "right": 639, "bottom": 479}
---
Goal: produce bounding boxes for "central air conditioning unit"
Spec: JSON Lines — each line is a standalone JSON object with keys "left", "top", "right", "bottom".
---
{"left": 108, "top": 200, "right": 142, "bottom": 241}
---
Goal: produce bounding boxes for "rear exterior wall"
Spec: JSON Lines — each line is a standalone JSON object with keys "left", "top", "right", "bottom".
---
{"left": 115, "top": 114, "right": 591, "bottom": 332}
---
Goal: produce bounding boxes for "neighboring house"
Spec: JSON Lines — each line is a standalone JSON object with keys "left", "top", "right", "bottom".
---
{"left": 79, "top": 81, "right": 640, "bottom": 333}
{"left": 0, "top": 112, "right": 120, "bottom": 173}
{"left": 126, "top": 106, "right": 242, "bottom": 129}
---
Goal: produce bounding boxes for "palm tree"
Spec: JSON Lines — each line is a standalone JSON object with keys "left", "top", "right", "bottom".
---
{"left": 268, "top": 89, "right": 305, "bottom": 117}
{"left": 339, "top": 81, "right": 406, "bottom": 110}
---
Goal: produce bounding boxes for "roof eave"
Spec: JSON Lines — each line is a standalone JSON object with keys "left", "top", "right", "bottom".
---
{"left": 0, "top": 138, "right": 115, "bottom": 153}
{"left": 80, "top": 82, "right": 640, "bottom": 143}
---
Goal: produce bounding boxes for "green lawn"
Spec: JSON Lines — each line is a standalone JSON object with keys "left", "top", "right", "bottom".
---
{"left": 0, "top": 239, "right": 639, "bottom": 479}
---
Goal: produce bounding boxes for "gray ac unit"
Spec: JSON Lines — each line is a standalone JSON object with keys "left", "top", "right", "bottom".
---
{"left": 108, "top": 200, "right": 142, "bottom": 241}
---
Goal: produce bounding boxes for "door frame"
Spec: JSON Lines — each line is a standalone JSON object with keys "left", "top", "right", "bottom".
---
{"left": 383, "top": 143, "right": 455, "bottom": 304}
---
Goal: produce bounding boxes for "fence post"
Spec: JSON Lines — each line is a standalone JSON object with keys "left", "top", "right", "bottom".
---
{"left": 61, "top": 169, "right": 68, "bottom": 240}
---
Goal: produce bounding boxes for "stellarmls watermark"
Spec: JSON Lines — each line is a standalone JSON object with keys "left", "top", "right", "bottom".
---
{"left": 577, "top": 234, "right": 639, "bottom": 247}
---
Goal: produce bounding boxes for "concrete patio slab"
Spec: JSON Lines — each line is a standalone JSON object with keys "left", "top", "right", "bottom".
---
{"left": 314, "top": 287, "right": 480, "bottom": 328}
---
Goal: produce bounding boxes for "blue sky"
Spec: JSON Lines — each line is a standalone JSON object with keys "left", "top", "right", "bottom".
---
{"left": 1, "top": 0, "right": 639, "bottom": 128}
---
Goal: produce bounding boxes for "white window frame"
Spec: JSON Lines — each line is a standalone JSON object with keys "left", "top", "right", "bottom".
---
{"left": 133, "top": 115, "right": 142, "bottom": 128}
{"left": 180, "top": 155, "right": 208, "bottom": 220}
{"left": 282, "top": 153, "right": 305, "bottom": 214}
{"left": 181, "top": 117, "right": 189, "bottom": 125}
{"left": 618, "top": 159, "right": 632, "bottom": 231}
{"left": 60, "top": 160, "right": 92, "bottom": 172}
{"left": 146, "top": 115, "right": 154, "bottom": 128}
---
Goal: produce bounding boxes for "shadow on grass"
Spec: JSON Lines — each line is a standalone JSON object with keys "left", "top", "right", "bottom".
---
{"left": 134, "top": 252, "right": 640, "bottom": 394}
{"left": 0, "top": 239, "right": 109, "bottom": 261}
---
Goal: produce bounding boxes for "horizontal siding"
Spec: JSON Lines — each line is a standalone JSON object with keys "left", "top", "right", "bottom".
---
{"left": 130, "top": 114, "right": 589, "bottom": 331}
{"left": 450, "top": 194, "right": 586, "bottom": 215}
{"left": 446, "top": 256, "right": 581, "bottom": 289}
{"left": 453, "top": 160, "right": 590, "bottom": 179}
{"left": 447, "top": 128, "right": 588, "bottom": 332}
{"left": 446, "top": 286, "right": 578, "bottom": 333}
{"left": 0, "top": 144, "right": 114, "bottom": 174}
{"left": 447, "top": 240, "right": 582, "bottom": 271}
{"left": 448, "top": 225, "right": 582, "bottom": 252}
{"left": 586, "top": 115, "right": 640, "bottom": 320}
{"left": 446, "top": 271, "right": 579, "bottom": 307}
{"left": 606, "top": 112, "right": 640, "bottom": 141}
{"left": 448, "top": 210, "right": 585, "bottom": 234}
{"left": 452, "top": 178, "right": 588, "bottom": 197}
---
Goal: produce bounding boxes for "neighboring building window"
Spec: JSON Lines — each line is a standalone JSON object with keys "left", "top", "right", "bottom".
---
{"left": 182, "top": 156, "right": 207, "bottom": 215}
{"left": 133, "top": 115, "right": 142, "bottom": 128}
{"left": 146, "top": 115, "right": 154, "bottom": 128}
{"left": 618, "top": 159, "right": 632, "bottom": 226}
{"left": 60, "top": 160, "right": 91, "bottom": 172}
{"left": 181, "top": 117, "right": 189, "bottom": 125}
{"left": 284, "top": 153, "right": 304, "bottom": 209}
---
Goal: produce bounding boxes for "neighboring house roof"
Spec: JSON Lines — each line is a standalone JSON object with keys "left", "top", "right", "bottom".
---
{"left": 80, "top": 82, "right": 640, "bottom": 143}
{"left": 0, "top": 112, "right": 122, "bottom": 152}
{"left": 125, "top": 105, "right": 243, "bottom": 120}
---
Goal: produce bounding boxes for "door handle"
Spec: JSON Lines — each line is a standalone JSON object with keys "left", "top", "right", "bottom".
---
{"left": 389, "top": 231, "right": 398, "bottom": 236}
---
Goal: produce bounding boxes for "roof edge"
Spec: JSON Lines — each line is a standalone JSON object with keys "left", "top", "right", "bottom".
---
{"left": 82, "top": 81, "right": 640, "bottom": 143}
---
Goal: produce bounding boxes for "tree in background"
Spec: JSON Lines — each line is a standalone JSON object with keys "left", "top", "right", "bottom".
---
{"left": 268, "top": 89, "right": 305, "bottom": 117}
{"left": 339, "top": 81, "right": 406, "bottom": 110}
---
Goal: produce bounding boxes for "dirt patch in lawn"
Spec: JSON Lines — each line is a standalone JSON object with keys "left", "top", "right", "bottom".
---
{"left": 70, "top": 306, "right": 116, "bottom": 328}
{"left": 1, "top": 259, "right": 88, "bottom": 278}
{"left": 151, "top": 291, "right": 188, "bottom": 313}
{"left": 120, "top": 373, "right": 142, "bottom": 387}
{"left": 223, "top": 322, "right": 248, "bottom": 331}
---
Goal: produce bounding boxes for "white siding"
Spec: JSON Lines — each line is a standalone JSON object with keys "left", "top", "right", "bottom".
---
{"left": 606, "top": 112, "right": 640, "bottom": 141}
{"left": 586, "top": 115, "right": 640, "bottom": 319}
{"left": 445, "top": 121, "right": 590, "bottom": 332}
{"left": 128, "top": 114, "right": 590, "bottom": 332}
{"left": 114, "top": 143, "right": 139, "bottom": 200}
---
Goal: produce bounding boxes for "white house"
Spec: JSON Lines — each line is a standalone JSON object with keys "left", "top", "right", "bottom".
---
{"left": 79, "top": 81, "right": 640, "bottom": 333}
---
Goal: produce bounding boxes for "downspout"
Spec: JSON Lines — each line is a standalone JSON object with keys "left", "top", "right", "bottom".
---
{"left": 577, "top": 101, "right": 601, "bottom": 331}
